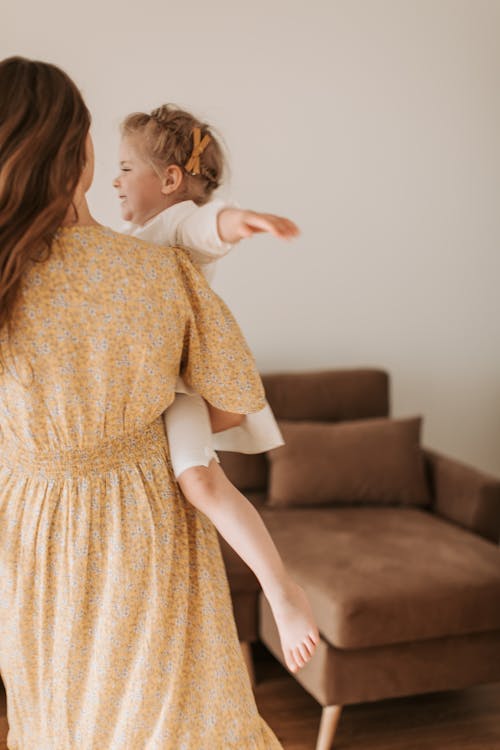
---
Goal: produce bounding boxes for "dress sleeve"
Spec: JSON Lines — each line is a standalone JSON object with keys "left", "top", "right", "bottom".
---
{"left": 173, "top": 248, "right": 266, "bottom": 414}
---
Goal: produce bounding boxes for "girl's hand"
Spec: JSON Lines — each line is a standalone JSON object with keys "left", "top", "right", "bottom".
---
{"left": 217, "top": 208, "right": 300, "bottom": 244}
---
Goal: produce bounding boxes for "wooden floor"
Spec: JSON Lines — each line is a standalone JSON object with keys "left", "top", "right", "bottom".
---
{"left": 0, "top": 644, "right": 499, "bottom": 749}
{"left": 252, "top": 643, "right": 500, "bottom": 750}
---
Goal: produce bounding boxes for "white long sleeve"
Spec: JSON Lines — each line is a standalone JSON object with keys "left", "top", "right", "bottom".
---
{"left": 125, "top": 199, "right": 234, "bottom": 282}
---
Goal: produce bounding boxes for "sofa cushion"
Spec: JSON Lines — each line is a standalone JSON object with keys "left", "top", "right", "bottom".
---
{"left": 218, "top": 369, "right": 391, "bottom": 494}
{"left": 268, "top": 417, "right": 431, "bottom": 508}
{"left": 260, "top": 506, "right": 500, "bottom": 649}
{"left": 263, "top": 369, "right": 389, "bottom": 422}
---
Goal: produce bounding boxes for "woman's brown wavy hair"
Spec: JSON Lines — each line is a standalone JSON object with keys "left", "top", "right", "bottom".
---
{"left": 0, "top": 56, "right": 91, "bottom": 346}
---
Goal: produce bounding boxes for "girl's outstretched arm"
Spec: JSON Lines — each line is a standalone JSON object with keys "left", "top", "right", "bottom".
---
{"left": 217, "top": 208, "right": 300, "bottom": 244}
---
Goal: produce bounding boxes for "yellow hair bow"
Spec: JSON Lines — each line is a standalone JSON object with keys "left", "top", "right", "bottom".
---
{"left": 185, "top": 127, "right": 211, "bottom": 175}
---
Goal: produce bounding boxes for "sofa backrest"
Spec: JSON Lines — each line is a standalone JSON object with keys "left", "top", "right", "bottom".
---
{"left": 219, "top": 368, "right": 390, "bottom": 493}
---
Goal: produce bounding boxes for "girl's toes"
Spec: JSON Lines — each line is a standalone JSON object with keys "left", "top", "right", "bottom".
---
{"left": 308, "top": 633, "right": 319, "bottom": 649}
{"left": 305, "top": 634, "right": 316, "bottom": 652}
{"left": 309, "top": 629, "right": 320, "bottom": 645}
{"left": 303, "top": 638, "right": 315, "bottom": 657}
{"left": 298, "top": 642, "right": 310, "bottom": 662}
{"left": 293, "top": 647, "right": 305, "bottom": 668}
{"left": 286, "top": 650, "right": 298, "bottom": 673}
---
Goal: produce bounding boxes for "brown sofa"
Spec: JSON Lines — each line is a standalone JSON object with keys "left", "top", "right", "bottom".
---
{"left": 218, "top": 369, "right": 500, "bottom": 750}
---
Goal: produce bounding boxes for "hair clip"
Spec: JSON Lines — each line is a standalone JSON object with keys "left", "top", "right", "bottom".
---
{"left": 185, "top": 127, "right": 211, "bottom": 175}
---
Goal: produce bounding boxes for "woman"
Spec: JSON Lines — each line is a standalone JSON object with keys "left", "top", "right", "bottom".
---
{"left": 0, "top": 57, "right": 283, "bottom": 749}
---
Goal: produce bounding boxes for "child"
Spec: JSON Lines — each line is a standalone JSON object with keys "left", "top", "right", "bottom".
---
{"left": 113, "top": 104, "right": 319, "bottom": 675}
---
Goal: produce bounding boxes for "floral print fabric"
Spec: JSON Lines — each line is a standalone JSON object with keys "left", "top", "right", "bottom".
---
{"left": 0, "top": 226, "right": 282, "bottom": 749}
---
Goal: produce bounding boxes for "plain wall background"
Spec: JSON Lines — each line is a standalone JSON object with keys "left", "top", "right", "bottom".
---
{"left": 3, "top": 0, "right": 500, "bottom": 474}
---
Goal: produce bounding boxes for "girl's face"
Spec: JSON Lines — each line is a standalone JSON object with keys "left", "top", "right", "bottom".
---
{"left": 113, "top": 136, "right": 165, "bottom": 225}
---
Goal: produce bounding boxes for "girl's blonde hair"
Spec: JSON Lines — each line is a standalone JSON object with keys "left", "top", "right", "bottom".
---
{"left": 121, "top": 105, "right": 225, "bottom": 205}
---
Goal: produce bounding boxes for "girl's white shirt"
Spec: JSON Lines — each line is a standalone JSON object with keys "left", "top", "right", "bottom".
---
{"left": 124, "top": 199, "right": 232, "bottom": 284}
{"left": 122, "top": 199, "right": 284, "bottom": 457}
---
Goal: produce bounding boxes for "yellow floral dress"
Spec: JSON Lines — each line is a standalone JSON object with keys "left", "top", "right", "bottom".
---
{"left": 0, "top": 226, "right": 283, "bottom": 750}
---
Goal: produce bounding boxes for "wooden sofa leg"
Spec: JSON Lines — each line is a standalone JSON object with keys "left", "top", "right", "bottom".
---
{"left": 240, "top": 641, "right": 256, "bottom": 688}
{"left": 315, "top": 705, "right": 343, "bottom": 750}
{"left": 0, "top": 715, "right": 9, "bottom": 746}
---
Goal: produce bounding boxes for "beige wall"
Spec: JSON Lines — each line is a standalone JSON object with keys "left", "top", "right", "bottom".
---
{"left": 3, "top": 0, "right": 500, "bottom": 474}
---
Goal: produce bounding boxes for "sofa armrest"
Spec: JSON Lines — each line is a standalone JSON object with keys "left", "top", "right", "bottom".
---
{"left": 424, "top": 448, "right": 500, "bottom": 543}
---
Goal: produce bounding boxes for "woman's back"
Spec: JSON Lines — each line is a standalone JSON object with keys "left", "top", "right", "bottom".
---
{"left": 0, "top": 225, "right": 281, "bottom": 749}
{"left": 0, "top": 55, "right": 281, "bottom": 749}
{"left": 1, "top": 226, "right": 184, "bottom": 451}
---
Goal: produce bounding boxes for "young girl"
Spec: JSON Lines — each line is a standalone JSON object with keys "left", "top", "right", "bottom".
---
{"left": 113, "top": 105, "right": 319, "bottom": 675}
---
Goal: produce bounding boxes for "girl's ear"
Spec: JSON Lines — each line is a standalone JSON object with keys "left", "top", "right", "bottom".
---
{"left": 161, "top": 164, "right": 184, "bottom": 195}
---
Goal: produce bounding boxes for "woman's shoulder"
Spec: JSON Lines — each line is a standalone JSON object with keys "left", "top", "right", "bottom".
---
{"left": 44, "top": 225, "right": 196, "bottom": 312}
{"left": 55, "top": 224, "right": 184, "bottom": 273}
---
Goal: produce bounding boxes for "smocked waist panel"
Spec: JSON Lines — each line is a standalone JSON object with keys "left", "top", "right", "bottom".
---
{"left": 0, "top": 419, "right": 168, "bottom": 480}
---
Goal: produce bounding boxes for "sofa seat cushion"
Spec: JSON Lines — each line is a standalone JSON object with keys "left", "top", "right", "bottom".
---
{"left": 260, "top": 506, "right": 500, "bottom": 649}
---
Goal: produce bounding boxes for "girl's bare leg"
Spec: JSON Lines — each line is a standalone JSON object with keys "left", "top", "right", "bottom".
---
{"left": 178, "top": 461, "right": 319, "bottom": 673}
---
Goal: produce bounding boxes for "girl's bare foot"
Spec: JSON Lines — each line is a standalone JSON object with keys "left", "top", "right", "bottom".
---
{"left": 267, "top": 579, "right": 320, "bottom": 674}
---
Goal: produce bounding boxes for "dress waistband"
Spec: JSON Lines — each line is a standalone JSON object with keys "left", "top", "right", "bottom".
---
{"left": 1, "top": 419, "right": 168, "bottom": 480}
